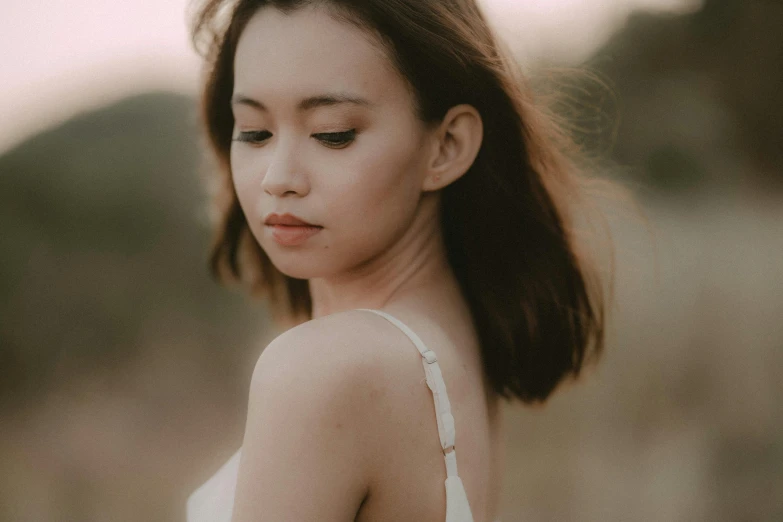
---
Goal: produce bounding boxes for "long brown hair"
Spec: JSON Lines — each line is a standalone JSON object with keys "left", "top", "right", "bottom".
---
{"left": 190, "top": 0, "right": 610, "bottom": 404}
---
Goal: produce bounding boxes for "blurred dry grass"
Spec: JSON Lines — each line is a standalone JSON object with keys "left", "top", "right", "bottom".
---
{"left": 500, "top": 197, "right": 783, "bottom": 521}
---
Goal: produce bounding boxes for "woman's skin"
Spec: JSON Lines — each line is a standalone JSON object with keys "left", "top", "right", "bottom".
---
{"left": 230, "top": 4, "right": 505, "bottom": 521}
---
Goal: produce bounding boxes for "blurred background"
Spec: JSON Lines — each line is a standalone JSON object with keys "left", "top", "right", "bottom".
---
{"left": 1, "top": 0, "right": 781, "bottom": 520}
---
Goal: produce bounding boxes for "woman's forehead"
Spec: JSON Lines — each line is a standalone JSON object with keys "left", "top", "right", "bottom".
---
{"left": 233, "top": 5, "right": 402, "bottom": 107}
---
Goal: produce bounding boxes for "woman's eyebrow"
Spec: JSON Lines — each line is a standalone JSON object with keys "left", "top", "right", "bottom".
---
{"left": 231, "top": 92, "right": 374, "bottom": 111}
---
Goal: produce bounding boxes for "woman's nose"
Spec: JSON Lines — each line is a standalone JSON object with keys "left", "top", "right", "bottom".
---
{"left": 260, "top": 140, "right": 310, "bottom": 198}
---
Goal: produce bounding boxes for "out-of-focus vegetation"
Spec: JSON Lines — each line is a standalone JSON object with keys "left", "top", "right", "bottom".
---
{"left": 0, "top": 93, "right": 274, "bottom": 520}
{"left": 595, "top": 0, "right": 783, "bottom": 196}
{"left": 1, "top": 1, "right": 781, "bottom": 520}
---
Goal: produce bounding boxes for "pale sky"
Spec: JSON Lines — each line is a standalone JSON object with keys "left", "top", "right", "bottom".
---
{"left": 0, "top": 0, "right": 702, "bottom": 154}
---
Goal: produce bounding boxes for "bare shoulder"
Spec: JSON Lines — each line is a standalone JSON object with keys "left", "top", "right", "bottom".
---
{"left": 234, "top": 309, "right": 461, "bottom": 519}
{"left": 253, "top": 309, "right": 413, "bottom": 388}
{"left": 246, "top": 309, "right": 423, "bottom": 446}
{"left": 246, "top": 308, "right": 427, "bottom": 449}
{"left": 233, "top": 310, "right": 416, "bottom": 520}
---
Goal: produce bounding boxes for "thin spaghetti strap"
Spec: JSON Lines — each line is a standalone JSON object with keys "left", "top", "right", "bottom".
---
{"left": 355, "top": 308, "right": 459, "bottom": 477}
{"left": 356, "top": 308, "right": 475, "bottom": 522}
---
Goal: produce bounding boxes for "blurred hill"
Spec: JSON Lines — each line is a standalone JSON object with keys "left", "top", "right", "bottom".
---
{"left": 0, "top": 92, "right": 267, "bottom": 404}
{"left": 587, "top": 0, "right": 783, "bottom": 196}
{"left": 0, "top": 93, "right": 272, "bottom": 520}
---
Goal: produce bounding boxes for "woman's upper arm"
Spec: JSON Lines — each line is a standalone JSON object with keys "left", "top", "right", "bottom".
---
{"left": 230, "top": 320, "right": 380, "bottom": 522}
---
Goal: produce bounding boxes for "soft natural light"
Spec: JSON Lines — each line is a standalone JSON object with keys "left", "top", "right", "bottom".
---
{"left": 482, "top": 0, "right": 703, "bottom": 64}
{"left": 0, "top": 0, "right": 703, "bottom": 153}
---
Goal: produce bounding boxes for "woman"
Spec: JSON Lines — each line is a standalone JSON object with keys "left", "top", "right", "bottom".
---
{"left": 186, "top": 0, "right": 606, "bottom": 521}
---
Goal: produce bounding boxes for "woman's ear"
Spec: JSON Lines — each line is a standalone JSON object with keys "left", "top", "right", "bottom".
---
{"left": 422, "top": 104, "right": 483, "bottom": 192}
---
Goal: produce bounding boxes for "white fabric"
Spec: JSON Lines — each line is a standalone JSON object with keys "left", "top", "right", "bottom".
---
{"left": 186, "top": 309, "right": 482, "bottom": 522}
{"left": 446, "top": 475, "right": 475, "bottom": 522}
{"left": 186, "top": 448, "right": 241, "bottom": 522}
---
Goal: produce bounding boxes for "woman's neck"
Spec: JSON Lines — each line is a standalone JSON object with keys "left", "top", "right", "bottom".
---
{"left": 308, "top": 210, "right": 457, "bottom": 319}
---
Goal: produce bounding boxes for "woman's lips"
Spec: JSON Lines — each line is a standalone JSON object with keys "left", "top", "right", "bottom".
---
{"left": 267, "top": 224, "right": 322, "bottom": 246}
{"left": 264, "top": 212, "right": 316, "bottom": 226}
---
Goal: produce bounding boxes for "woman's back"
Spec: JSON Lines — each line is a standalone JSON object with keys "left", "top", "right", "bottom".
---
{"left": 350, "top": 307, "right": 505, "bottom": 522}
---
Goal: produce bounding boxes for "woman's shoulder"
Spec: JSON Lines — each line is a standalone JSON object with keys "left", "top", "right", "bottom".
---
{"left": 251, "top": 309, "right": 418, "bottom": 408}
{"left": 258, "top": 309, "right": 403, "bottom": 370}
{"left": 235, "top": 310, "right": 420, "bottom": 517}
{"left": 244, "top": 310, "right": 423, "bottom": 467}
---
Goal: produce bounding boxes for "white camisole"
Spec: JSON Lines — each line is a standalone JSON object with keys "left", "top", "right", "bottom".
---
{"left": 186, "top": 308, "right": 488, "bottom": 522}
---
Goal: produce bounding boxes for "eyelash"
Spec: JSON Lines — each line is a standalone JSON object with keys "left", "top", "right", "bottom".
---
{"left": 232, "top": 129, "right": 357, "bottom": 148}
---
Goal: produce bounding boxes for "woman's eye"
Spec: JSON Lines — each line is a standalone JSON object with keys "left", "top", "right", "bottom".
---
{"left": 313, "top": 129, "right": 356, "bottom": 148}
{"left": 231, "top": 129, "right": 356, "bottom": 148}
{"left": 233, "top": 130, "right": 272, "bottom": 144}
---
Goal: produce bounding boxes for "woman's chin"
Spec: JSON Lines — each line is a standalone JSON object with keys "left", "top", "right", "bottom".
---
{"left": 267, "top": 256, "right": 323, "bottom": 280}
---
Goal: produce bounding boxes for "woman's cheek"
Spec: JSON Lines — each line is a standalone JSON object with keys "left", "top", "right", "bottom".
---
{"left": 231, "top": 149, "right": 258, "bottom": 186}
{"left": 231, "top": 161, "right": 266, "bottom": 233}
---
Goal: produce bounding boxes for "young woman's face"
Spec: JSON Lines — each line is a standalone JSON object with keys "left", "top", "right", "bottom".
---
{"left": 230, "top": 5, "right": 435, "bottom": 280}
